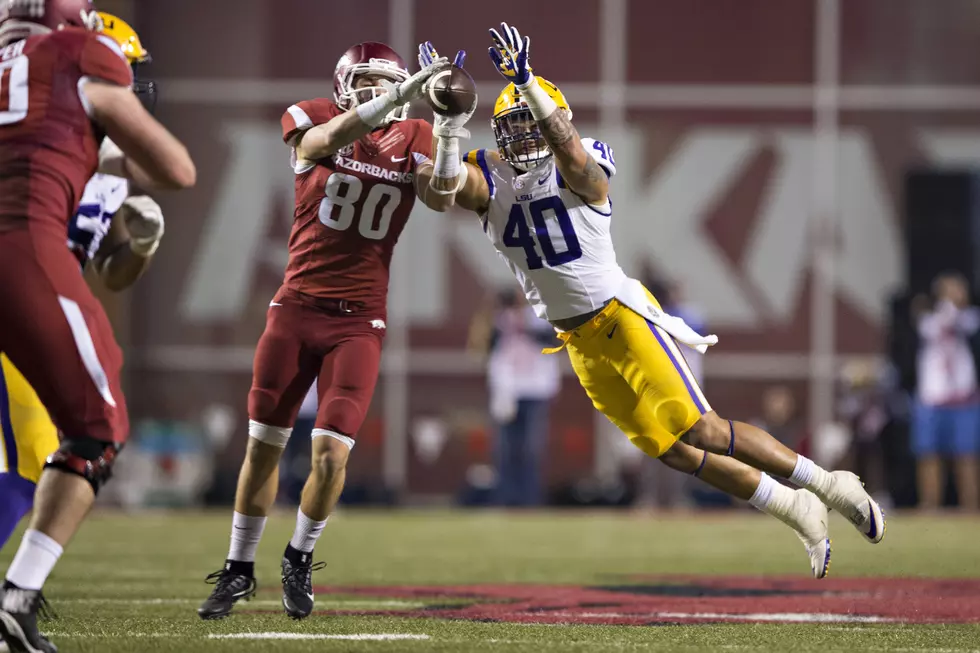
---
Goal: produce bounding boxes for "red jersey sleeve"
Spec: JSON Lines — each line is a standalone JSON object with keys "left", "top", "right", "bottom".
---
{"left": 411, "top": 120, "right": 434, "bottom": 162}
{"left": 281, "top": 98, "right": 343, "bottom": 145}
{"left": 78, "top": 33, "right": 133, "bottom": 87}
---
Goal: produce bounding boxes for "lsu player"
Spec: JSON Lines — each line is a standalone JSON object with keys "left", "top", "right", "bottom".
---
{"left": 415, "top": 23, "right": 885, "bottom": 578}
{"left": 0, "top": 11, "right": 165, "bottom": 563}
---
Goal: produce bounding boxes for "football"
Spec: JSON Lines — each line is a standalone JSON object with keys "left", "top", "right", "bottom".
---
{"left": 424, "top": 64, "right": 478, "bottom": 116}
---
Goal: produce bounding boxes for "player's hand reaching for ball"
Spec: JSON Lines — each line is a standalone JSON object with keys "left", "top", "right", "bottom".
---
{"left": 489, "top": 23, "right": 532, "bottom": 87}
{"left": 383, "top": 47, "right": 451, "bottom": 107}
{"left": 418, "top": 41, "right": 475, "bottom": 140}
{"left": 418, "top": 41, "right": 465, "bottom": 70}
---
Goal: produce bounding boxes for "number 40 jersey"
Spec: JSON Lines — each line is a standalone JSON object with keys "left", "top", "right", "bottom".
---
{"left": 466, "top": 138, "right": 625, "bottom": 321}
{"left": 280, "top": 99, "right": 433, "bottom": 317}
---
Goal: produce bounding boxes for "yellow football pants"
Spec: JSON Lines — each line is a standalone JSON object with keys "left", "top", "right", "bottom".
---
{"left": 0, "top": 354, "right": 60, "bottom": 483}
{"left": 553, "top": 291, "right": 711, "bottom": 458}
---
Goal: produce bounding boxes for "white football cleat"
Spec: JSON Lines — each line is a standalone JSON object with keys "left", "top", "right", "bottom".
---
{"left": 819, "top": 471, "right": 886, "bottom": 544}
{"left": 789, "top": 489, "right": 832, "bottom": 579}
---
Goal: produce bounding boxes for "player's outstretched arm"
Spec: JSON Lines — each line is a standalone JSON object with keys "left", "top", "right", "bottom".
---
{"left": 488, "top": 23, "right": 608, "bottom": 205}
{"left": 84, "top": 81, "right": 196, "bottom": 190}
{"left": 416, "top": 158, "right": 490, "bottom": 214}
{"left": 92, "top": 196, "right": 164, "bottom": 291}
{"left": 294, "top": 51, "right": 450, "bottom": 164}
{"left": 414, "top": 44, "right": 489, "bottom": 212}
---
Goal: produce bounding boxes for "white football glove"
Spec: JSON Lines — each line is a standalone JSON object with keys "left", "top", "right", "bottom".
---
{"left": 123, "top": 195, "right": 164, "bottom": 257}
{"left": 418, "top": 42, "right": 474, "bottom": 139}
{"left": 385, "top": 53, "right": 449, "bottom": 107}
{"left": 432, "top": 106, "right": 476, "bottom": 140}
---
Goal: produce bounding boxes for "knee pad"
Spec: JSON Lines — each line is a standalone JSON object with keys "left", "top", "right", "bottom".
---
{"left": 44, "top": 438, "right": 121, "bottom": 495}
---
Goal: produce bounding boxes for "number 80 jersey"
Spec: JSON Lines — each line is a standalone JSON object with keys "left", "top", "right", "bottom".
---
{"left": 280, "top": 99, "right": 433, "bottom": 316}
{"left": 466, "top": 138, "right": 626, "bottom": 321}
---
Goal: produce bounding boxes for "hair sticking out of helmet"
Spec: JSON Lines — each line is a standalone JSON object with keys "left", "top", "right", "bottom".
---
{"left": 0, "top": 0, "right": 100, "bottom": 46}
{"left": 491, "top": 77, "right": 571, "bottom": 171}
{"left": 333, "top": 41, "right": 410, "bottom": 124}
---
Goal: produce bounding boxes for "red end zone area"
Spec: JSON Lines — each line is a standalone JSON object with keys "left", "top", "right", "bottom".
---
{"left": 302, "top": 577, "right": 980, "bottom": 625}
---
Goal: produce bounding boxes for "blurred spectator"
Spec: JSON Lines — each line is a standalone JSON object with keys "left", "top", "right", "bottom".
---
{"left": 836, "top": 361, "right": 892, "bottom": 506}
{"left": 912, "top": 273, "right": 980, "bottom": 511}
{"left": 469, "top": 288, "right": 560, "bottom": 507}
{"left": 279, "top": 381, "right": 317, "bottom": 505}
{"left": 753, "top": 385, "right": 805, "bottom": 452}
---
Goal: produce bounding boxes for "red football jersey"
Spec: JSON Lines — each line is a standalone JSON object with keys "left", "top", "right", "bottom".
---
{"left": 280, "top": 98, "right": 433, "bottom": 315}
{"left": 0, "top": 29, "right": 132, "bottom": 240}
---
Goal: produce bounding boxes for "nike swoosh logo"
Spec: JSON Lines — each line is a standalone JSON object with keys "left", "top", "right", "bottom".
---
{"left": 306, "top": 593, "right": 314, "bottom": 601}
{"left": 391, "top": 155, "right": 408, "bottom": 163}
{"left": 607, "top": 325, "right": 617, "bottom": 339}
{"left": 538, "top": 177, "right": 548, "bottom": 185}
{"left": 865, "top": 500, "right": 878, "bottom": 540}
{"left": 269, "top": 301, "right": 282, "bottom": 307}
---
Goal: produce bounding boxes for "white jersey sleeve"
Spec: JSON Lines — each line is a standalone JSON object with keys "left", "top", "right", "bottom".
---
{"left": 473, "top": 141, "right": 627, "bottom": 322}
{"left": 66, "top": 173, "right": 130, "bottom": 266}
{"left": 580, "top": 137, "right": 617, "bottom": 178}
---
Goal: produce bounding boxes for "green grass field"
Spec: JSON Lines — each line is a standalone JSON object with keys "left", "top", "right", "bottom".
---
{"left": 2, "top": 509, "right": 980, "bottom": 652}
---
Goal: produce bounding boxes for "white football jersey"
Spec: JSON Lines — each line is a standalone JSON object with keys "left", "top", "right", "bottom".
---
{"left": 66, "top": 173, "right": 129, "bottom": 267}
{"left": 468, "top": 138, "right": 625, "bottom": 321}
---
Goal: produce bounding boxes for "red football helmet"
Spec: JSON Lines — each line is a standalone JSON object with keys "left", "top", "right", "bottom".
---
{"left": 333, "top": 41, "right": 411, "bottom": 122}
{"left": 0, "top": 0, "right": 102, "bottom": 44}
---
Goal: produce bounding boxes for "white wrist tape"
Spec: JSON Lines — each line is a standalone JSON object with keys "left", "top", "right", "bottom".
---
{"left": 433, "top": 136, "right": 460, "bottom": 178}
{"left": 355, "top": 94, "right": 398, "bottom": 127}
{"left": 516, "top": 76, "right": 558, "bottom": 121}
{"left": 427, "top": 160, "right": 468, "bottom": 196}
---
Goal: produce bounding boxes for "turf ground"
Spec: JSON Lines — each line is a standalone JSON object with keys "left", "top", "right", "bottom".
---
{"left": 2, "top": 509, "right": 979, "bottom": 652}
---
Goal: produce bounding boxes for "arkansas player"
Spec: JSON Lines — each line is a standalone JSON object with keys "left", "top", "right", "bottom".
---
{"left": 0, "top": 1, "right": 195, "bottom": 650}
{"left": 197, "top": 41, "right": 459, "bottom": 622}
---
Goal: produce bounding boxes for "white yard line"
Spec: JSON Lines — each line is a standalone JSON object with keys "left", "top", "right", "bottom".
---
{"left": 208, "top": 633, "right": 430, "bottom": 641}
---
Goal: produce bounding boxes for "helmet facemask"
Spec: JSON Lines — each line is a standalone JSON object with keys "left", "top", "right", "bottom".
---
{"left": 335, "top": 60, "right": 410, "bottom": 124}
{"left": 492, "top": 106, "right": 554, "bottom": 172}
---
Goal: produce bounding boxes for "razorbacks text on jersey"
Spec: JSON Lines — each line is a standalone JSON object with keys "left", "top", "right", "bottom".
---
{"left": 67, "top": 171, "right": 129, "bottom": 266}
{"left": 280, "top": 98, "right": 433, "bottom": 316}
{"left": 465, "top": 138, "right": 622, "bottom": 321}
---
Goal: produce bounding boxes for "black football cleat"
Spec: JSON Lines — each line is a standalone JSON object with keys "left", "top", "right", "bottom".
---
{"left": 197, "top": 567, "right": 257, "bottom": 620}
{"left": 280, "top": 546, "right": 326, "bottom": 620}
{"left": 0, "top": 583, "right": 57, "bottom": 653}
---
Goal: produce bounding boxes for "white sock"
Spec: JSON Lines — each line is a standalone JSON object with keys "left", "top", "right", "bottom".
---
{"left": 289, "top": 509, "right": 327, "bottom": 553}
{"left": 5, "top": 529, "right": 64, "bottom": 590}
{"left": 748, "top": 473, "right": 796, "bottom": 521}
{"left": 788, "top": 455, "right": 833, "bottom": 495}
{"left": 227, "top": 512, "right": 267, "bottom": 563}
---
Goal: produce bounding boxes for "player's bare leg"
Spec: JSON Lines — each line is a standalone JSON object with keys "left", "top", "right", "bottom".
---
{"left": 655, "top": 439, "right": 831, "bottom": 579}
{"left": 682, "top": 412, "right": 885, "bottom": 544}
{"left": 279, "top": 433, "right": 351, "bottom": 620}
{"left": 25, "top": 471, "right": 94, "bottom": 545}
{"left": 300, "top": 435, "right": 350, "bottom": 521}
{"left": 3, "top": 437, "right": 121, "bottom": 653}
{"left": 234, "top": 438, "right": 283, "bottom": 516}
